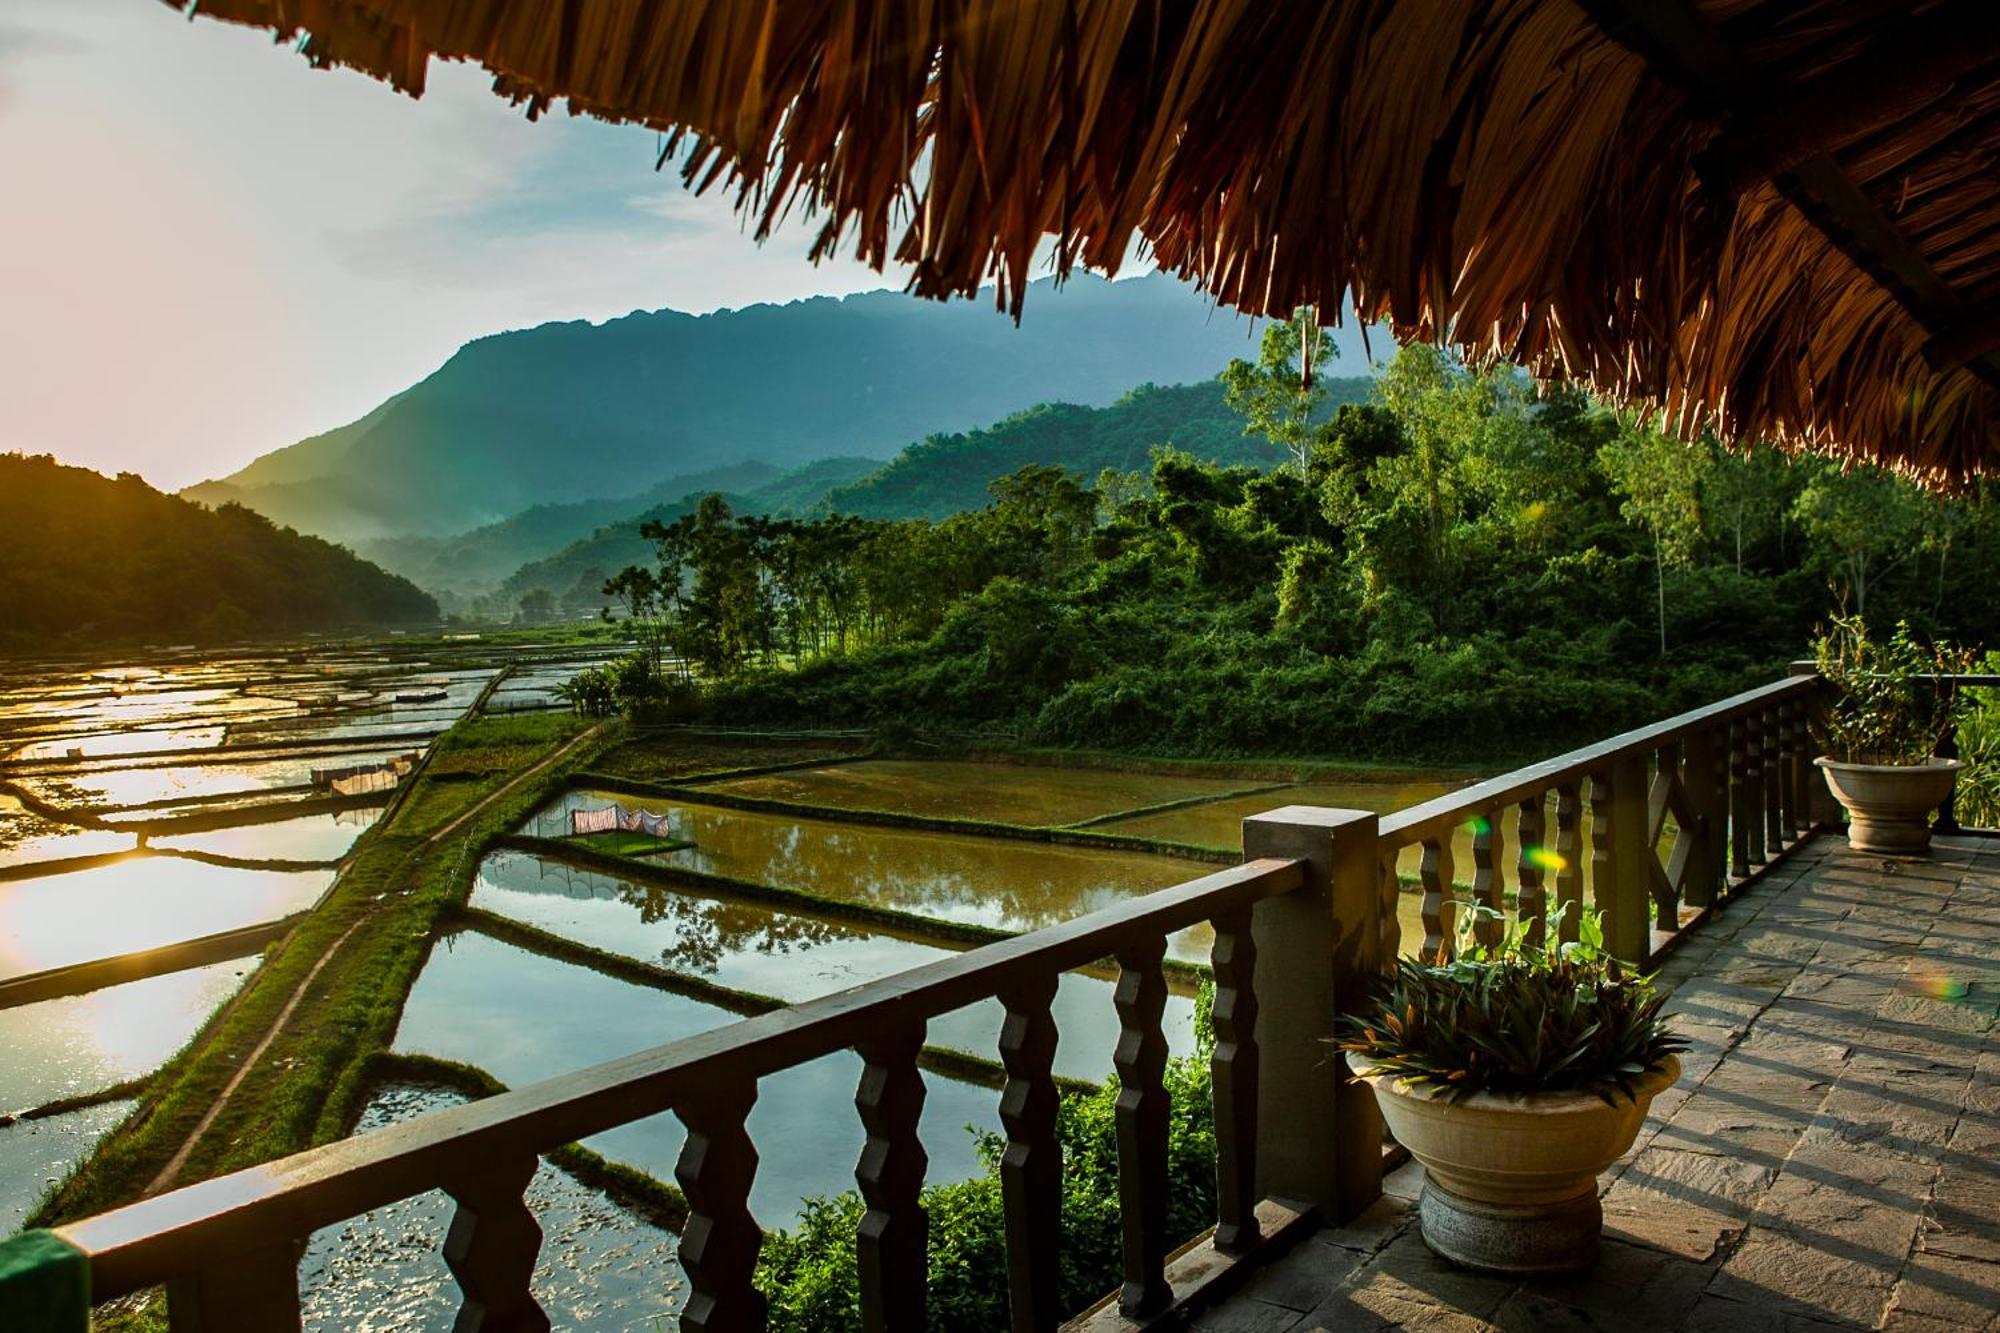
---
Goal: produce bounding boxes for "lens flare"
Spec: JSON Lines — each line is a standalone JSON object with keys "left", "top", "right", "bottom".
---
{"left": 1524, "top": 845, "right": 1568, "bottom": 873}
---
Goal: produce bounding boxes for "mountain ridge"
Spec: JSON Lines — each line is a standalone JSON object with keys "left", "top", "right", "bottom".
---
{"left": 184, "top": 274, "right": 1380, "bottom": 543}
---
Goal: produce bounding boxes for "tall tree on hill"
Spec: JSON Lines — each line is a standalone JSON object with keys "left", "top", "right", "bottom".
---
{"left": 1600, "top": 425, "right": 1706, "bottom": 657}
{"left": 1221, "top": 307, "right": 1337, "bottom": 477}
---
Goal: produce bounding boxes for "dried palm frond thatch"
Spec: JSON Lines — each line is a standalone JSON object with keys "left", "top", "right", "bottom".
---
{"left": 165, "top": 0, "right": 2000, "bottom": 482}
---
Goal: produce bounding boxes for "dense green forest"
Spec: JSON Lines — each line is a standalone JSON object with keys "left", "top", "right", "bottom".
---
{"left": 0, "top": 454, "right": 437, "bottom": 648}
{"left": 571, "top": 326, "right": 1999, "bottom": 761}
{"left": 821, "top": 379, "right": 1370, "bottom": 519}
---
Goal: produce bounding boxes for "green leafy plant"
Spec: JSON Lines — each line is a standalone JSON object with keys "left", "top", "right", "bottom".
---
{"left": 1812, "top": 616, "right": 1971, "bottom": 764}
{"left": 1955, "top": 650, "right": 2000, "bottom": 829}
{"left": 1338, "top": 905, "right": 1685, "bottom": 1103}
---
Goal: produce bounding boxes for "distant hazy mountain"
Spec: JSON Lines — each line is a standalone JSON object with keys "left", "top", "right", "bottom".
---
{"left": 0, "top": 454, "right": 435, "bottom": 649}
{"left": 183, "top": 273, "right": 1378, "bottom": 544}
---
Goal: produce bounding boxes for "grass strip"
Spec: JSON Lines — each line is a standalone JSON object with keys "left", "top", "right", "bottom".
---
{"left": 8, "top": 1077, "right": 152, "bottom": 1124}
{"left": 363, "top": 1051, "right": 688, "bottom": 1233}
{"left": 560, "top": 775, "right": 1234, "bottom": 865}
{"left": 498, "top": 834, "right": 1213, "bottom": 989}
{"left": 1057, "top": 782, "right": 1295, "bottom": 833}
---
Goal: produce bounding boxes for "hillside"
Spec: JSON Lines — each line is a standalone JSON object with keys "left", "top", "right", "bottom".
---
{"left": 184, "top": 274, "right": 1378, "bottom": 543}
{"left": 496, "top": 378, "right": 1375, "bottom": 605}
{"left": 495, "top": 459, "right": 872, "bottom": 606}
{"left": 823, "top": 378, "right": 1373, "bottom": 520}
{"left": 354, "top": 461, "right": 788, "bottom": 596}
{"left": 0, "top": 454, "right": 436, "bottom": 648}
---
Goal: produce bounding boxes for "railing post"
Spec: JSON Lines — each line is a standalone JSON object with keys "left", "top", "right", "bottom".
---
{"left": 1788, "top": 665, "right": 1840, "bottom": 831}
{"left": 1591, "top": 757, "right": 1651, "bottom": 964}
{"left": 165, "top": 1241, "right": 304, "bottom": 1332}
{"left": 1209, "top": 906, "right": 1261, "bottom": 1256}
{"left": 1681, "top": 727, "right": 1725, "bottom": 909}
{"left": 1241, "top": 806, "right": 1382, "bottom": 1224}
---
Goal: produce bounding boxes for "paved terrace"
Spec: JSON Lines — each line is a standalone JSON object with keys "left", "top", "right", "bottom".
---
{"left": 1190, "top": 836, "right": 2000, "bottom": 1332}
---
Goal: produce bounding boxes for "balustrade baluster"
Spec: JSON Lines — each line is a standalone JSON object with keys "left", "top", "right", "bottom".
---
{"left": 856, "top": 1025, "right": 929, "bottom": 1333}
{"left": 1209, "top": 906, "right": 1261, "bottom": 1255}
{"left": 444, "top": 1151, "right": 549, "bottom": 1332}
{"left": 1113, "top": 935, "right": 1173, "bottom": 1318}
{"left": 998, "top": 977, "right": 1063, "bottom": 1333}
{"left": 1744, "top": 713, "right": 1768, "bottom": 866}
{"left": 1419, "top": 836, "right": 1453, "bottom": 960}
{"left": 1554, "top": 783, "right": 1583, "bottom": 943}
{"left": 1729, "top": 720, "right": 1750, "bottom": 879}
{"left": 1651, "top": 744, "right": 1680, "bottom": 933}
{"left": 165, "top": 1240, "right": 305, "bottom": 1332}
{"left": 1763, "top": 707, "right": 1785, "bottom": 852}
{"left": 1515, "top": 795, "right": 1548, "bottom": 945}
{"left": 1470, "top": 807, "right": 1504, "bottom": 949}
{"left": 675, "top": 1081, "right": 766, "bottom": 1333}
{"left": 1377, "top": 847, "right": 1403, "bottom": 961}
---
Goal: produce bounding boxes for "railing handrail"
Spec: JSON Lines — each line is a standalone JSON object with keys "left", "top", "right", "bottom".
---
{"left": 1378, "top": 674, "right": 1822, "bottom": 845}
{"left": 59, "top": 855, "right": 1307, "bottom": 1298}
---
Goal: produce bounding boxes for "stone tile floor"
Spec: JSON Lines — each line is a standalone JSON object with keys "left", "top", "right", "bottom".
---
{"left": 1196, "top": 835, "right": 2000, "bottom": 1331}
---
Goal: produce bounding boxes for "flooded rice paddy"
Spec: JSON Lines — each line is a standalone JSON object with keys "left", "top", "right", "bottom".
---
{"left": 4, "top": 638, "right": 1481, "bottom": 1324}
{"left": 704, "top": 758, "right": 1255, "bottom": 827}
{"left": 471, "top": 851, "right": 1199, "bottom": 1079}
{"left": 0, "top": 960, "right": 255, "bottom": 1109}
{"left": 0, "top": 640, "right": 607, "bottom": 1227}
{"left": 534, "top": 788, "right": 1215, "bottom": 961}
{"left": 396, "top": 933, "right": 1001, "bottom": 1222}
{"left": 301, "top": 1084, "right": 682, "bottom": 1332}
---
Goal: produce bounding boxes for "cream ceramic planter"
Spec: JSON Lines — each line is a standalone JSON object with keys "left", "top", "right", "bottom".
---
{"left": 1347, "top": 1051, "right": 1680, "bottom": 1274}
{"left": 1816, "top": 756, "right": 1961, "bottom": 855}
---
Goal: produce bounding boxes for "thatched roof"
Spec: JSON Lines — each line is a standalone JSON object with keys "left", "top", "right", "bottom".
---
{"left": 171, "top": 0, "right": 2000, "bottom": 481}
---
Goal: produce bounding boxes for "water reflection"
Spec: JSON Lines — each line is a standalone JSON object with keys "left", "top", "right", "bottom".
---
{"left": 537, "top": 790, "right": 1209, "bottom": 958}
{"left": 300, "top": 1084, "right": 682, "bottom": 1331}
{"left": 397, "top": 933, "right": 1004, "bottom": 1225}
{"left": 471, "top": 852, "right": 1198, "bottom": 1078}
{"left": 0, "top": 1102, "right": 134, "bottom": 1234}
{"left": 0, "top": 960, "right": 256, "bottom": 1108}
{"left": 0, "top": 860, "right": 328, "bottom": 979}
{"left": 150, "top": 808, "right": 382, "bottom": 863}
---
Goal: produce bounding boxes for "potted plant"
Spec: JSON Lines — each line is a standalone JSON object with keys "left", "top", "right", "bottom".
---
{"left": 1812, "top": 617, "right": 1969, "bottom": 855}
{"left": 1341, "top": 908, "right": 1683, "bottom": 1275}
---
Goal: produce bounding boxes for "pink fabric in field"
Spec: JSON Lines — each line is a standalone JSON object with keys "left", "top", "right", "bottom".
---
{"left": 570, "top": 806, "right": 618, "bottom": 835}
{"left": 638, "top": 810, "right": 671, "bottom": 839}
{"left": 620, "top": 808, "right": 645, "bottom": 833}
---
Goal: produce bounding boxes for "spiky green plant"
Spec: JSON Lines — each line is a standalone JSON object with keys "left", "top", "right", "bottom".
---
{"left": 1338, "top": 905, "right": 1685, "bottom": 1104}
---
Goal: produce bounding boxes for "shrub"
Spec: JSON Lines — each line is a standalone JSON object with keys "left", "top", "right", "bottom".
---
{"left": 1812, "top": 616, "right": 1970, "bottom": 764}
{"left": 1956, "top": 651, "right": 2000, "bottom": 829}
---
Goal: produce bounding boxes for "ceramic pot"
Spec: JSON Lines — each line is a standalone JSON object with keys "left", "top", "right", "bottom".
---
{"left": 1347, "top": 1051, "right": 1680, "bottom": 1275}
{"left": 1815, "top": 756, "right": 1961, "bottom": 855}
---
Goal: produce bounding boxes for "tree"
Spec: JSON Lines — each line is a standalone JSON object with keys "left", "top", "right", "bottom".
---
{"left": 514, "top": 588, "right": 555, "bottom": 624}
{"left": 1792, "top": 462, "right": 1924, "bottom": 618}
{"left": 1599, "top": 425, "right": 1706, "bottom": 656}
{"left": 1221, "top": 307, "right": 1336, "bottom": 476}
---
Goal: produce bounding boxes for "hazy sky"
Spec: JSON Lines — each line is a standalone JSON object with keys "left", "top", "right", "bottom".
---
{"left": 0, "top": 1, "right": 927, "bottom": 490}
